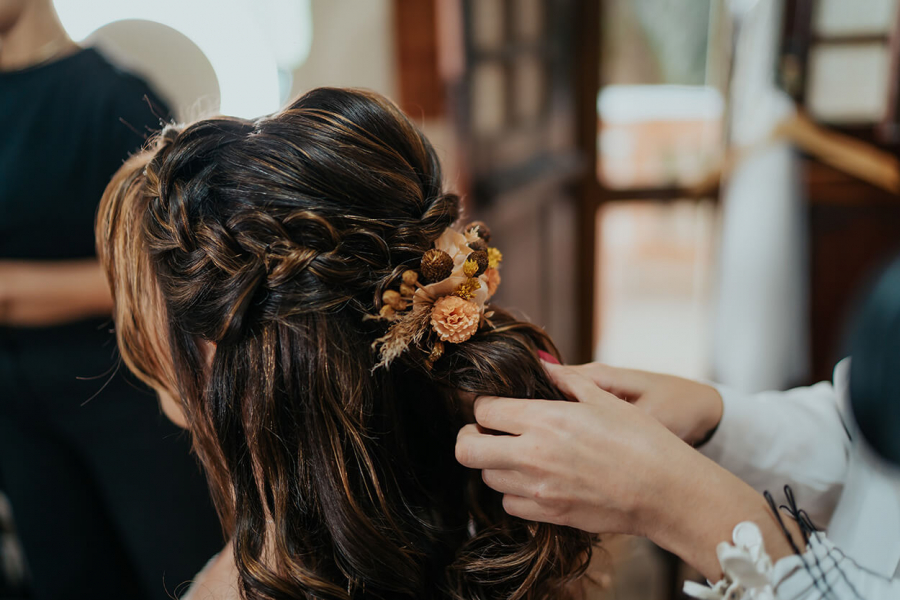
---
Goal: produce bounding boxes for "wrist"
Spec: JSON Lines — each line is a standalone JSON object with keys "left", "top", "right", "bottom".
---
{"left": 642, "top": 453, "right": 775, "bottom": 580}
{"left": 691, "top": 383, "right": 723, "bottom": 446}
{"left": 634, "top": 441, "right": 711, "bottom": 540}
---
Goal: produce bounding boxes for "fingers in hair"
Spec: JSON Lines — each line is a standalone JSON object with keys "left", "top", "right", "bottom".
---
{"left": 455, "top": 423, "right": 522, "bottom": 469}
{"left": 472, "top": 395, "right": 540, "bottom": 435}
{"left": 501, "top": 495, "right": 569, "bottom": 527}
{"left": 542, "top": 362, "right": 606, "bottom": 405}
{"left": 481, "top": 468, "right": 532, "bottom": 497}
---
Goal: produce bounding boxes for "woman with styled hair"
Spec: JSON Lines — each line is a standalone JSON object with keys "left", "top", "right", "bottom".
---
{"left": 96, "top": 87, "right": 594, "bottom": 599}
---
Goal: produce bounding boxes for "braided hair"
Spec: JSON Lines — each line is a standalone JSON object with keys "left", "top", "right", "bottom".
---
{"left": 97, "top": 88, "right": 593, "bottom": 600}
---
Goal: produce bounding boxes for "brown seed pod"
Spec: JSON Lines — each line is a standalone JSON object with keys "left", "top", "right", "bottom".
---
{"left": 466, "top": 221, "right": 492, "bottom": 243}
{"left": 382, "top": 289, "right": 402, "bottom": 309}
{"left": 466, "top": 251, "right": 489, "bottom": 277}
{"left": 468, "top": 239, "right": 488, "bottom": 253}
{"left": 399, "top": 283, "right": 416, "bottom": 297}
{"left": 401, "top": 270, "right": 418, "bottom": 286}
{"left": 420, "top": 249, "right": 454, "bottom": 283}
{"left": 425, "top": 340, "right": 445, "bottom": 370}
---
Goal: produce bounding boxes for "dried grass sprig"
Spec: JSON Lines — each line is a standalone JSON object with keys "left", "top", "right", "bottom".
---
{"left": 372, "top": 302, "right": 432, "bottom": 370}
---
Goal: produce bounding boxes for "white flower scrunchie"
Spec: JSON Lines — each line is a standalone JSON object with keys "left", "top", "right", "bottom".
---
{"left": 684, "top": 522, "right": 777, "bottom": 600}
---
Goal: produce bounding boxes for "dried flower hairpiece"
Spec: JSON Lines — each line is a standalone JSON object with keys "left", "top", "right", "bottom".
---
{"left": 371, "top": 221, "right": 503, "bottom": 370}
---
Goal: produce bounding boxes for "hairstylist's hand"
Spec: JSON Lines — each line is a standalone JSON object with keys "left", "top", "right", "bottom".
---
{"left": 456, "top": 362, "right": 705, "bottom": 537}
{"left": 565, "top": 363, "right": 723, "bottom": 446}
{"left": 456, "top": 362, "right": 801, "bottom": 581}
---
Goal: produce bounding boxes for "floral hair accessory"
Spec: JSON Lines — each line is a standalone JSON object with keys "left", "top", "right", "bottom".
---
{"left": 371, "top": 222, "right": 503, "bottom": 369}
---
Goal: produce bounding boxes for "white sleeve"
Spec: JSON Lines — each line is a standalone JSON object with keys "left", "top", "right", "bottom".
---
{"left": 773, "top": 533, "right": 900, "bottom": 600}
{"left": 698, "top": 380, "right": 852, "bottom": 527}
{"left": 684, "top": 524, "right": 899, "bottom": 600}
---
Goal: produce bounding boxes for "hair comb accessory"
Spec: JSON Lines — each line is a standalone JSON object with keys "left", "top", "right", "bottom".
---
{"left": 371, "top": 222, "right": 503, "bottom": 370}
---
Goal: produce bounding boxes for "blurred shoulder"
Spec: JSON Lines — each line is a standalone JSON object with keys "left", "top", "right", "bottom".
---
{"left": 78, "top": 49, "right": 172, "bottom": 156}
{"left": 74, "top": 48, "right": 163, "bottom": 101}
{"left": 68, "top": 48, "right": 171, "bottom": 134}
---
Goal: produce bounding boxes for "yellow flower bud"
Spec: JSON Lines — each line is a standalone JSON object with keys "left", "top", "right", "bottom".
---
{"left": 487, "top": 247, "right": 503, "bottom": 270}
{"left": 453, "top": 277, "right": 482, "bottom": 300}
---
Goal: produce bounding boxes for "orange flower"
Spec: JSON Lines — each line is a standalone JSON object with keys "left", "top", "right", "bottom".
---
{"left": 431, "top": 295, "right": 480, "bottom": 343}
{"left": 484, "top": 268, "right": 501, "bottom": 297}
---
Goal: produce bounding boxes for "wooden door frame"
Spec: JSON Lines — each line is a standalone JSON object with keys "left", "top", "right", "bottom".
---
{"left": 574, "top": 0, "right": 602, "bottom": 362}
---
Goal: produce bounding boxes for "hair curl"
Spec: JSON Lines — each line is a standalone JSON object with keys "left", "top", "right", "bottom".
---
{"left": 97, "top": 88, "right": 594, "bottom": 599}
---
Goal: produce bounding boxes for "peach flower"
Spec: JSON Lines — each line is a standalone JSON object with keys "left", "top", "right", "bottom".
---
{"left": 484, "top": 268, "right": 501, "bottom": 297}
{"left": 431, "top": 295, "right": 480, "bottom": 343}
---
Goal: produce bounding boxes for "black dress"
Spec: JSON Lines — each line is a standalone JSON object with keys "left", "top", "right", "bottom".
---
{"left": 0, "top": 48, "right": 221, "bottom": 600}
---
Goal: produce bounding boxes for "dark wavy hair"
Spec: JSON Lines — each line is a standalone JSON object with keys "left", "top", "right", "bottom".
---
{"left": 96, "top": 87, "right": 594, "bottom": 599}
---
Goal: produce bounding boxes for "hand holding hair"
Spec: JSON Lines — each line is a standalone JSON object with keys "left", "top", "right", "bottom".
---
{"left": 456, "top": 360, "right": 804, "bottom": 581}
{"left": 456, "top": 361, "right": 683, "bottom": 536}
{"left": 562, "top": 362, "right": 724, "bottom": 446}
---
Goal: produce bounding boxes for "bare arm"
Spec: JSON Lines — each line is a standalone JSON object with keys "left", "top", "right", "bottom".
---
{"left": 573, "top": 362, "right": 851, "bottom": 526}
{"left": 0, "top": 259, "right": 113, "bottom": 327}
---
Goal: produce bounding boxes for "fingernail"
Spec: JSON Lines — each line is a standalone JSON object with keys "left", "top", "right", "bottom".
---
{"left": 537, "top": 350, "right": 560, "bottom": 365}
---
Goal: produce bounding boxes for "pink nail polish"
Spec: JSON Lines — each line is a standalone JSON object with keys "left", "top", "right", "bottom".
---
{"left": 537, "top": 350, "right": 560, "bottom": 365}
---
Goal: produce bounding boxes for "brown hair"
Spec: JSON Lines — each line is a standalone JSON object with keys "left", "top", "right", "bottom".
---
{"left": 97, "top": 88, "right": 593, "bottom": 599}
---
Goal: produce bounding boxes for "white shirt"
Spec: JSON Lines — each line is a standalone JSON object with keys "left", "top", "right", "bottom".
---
{"left": 699, "top": 359, "right": 900, "bottom": 598}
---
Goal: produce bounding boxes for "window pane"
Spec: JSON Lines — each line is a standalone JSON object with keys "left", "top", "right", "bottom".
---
{"left": 594, "top": 199, "right": 717, "bottom": 379}
{"left": 512, "top": 54, "right": 545, "bottom": 124}
{"left": 814, "top": 0, "right": 898, "bottom": 36}
{"left": 598, "top": 85, "right": 723, "bottom": 189}
{"left": 807, "top": 43, "right": 891, "bottom": 123}
{"left": 514, "top": 0, "right": 543, "bottom": 42}
{"left": 598, "top": 1, "right": 721, "bottom": 189}
{"left": 471, "top": 61, "right": 507, "bottom": 135}
{"left": 471, "top": 0, "right": 505, "bottom": 51}
{"left": 602, "top": 0, "right": 712, "bottom": 86}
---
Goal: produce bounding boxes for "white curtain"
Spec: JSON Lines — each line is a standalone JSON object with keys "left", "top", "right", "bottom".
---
{"left": 712, "top": 0, "right": 810, "bottom": 392}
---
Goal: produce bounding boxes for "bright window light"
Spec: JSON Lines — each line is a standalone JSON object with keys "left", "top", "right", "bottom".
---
{"left": 55, "top": 0, "right": 312, "bottom": 119}
{"left": 599, "top": 85, "right": 724, "bottom": 124}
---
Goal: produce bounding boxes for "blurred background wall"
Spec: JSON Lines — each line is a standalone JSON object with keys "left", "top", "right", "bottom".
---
{"left": 289, "top": 0, "right": 396, "bottom": 99}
